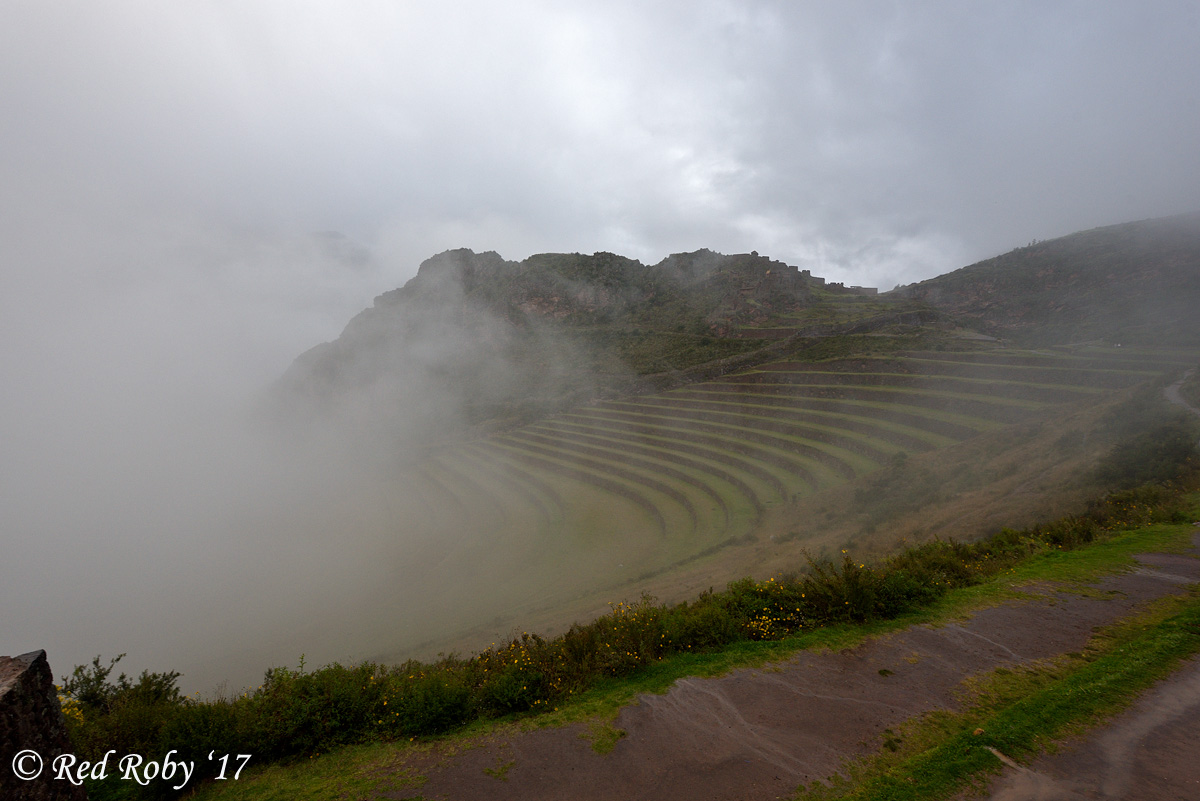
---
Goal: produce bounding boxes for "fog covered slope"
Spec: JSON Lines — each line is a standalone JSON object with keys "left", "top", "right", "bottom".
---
{"left": 893, "top": 213, "right": 1200, "bottom": 346}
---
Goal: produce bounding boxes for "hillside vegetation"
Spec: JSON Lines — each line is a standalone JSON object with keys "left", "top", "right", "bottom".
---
{"left": 894, "top": 213, "right": 1200, "bottom": 345}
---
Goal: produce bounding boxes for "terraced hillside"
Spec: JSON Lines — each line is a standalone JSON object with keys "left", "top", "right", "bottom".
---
{"left": 376, "top": 343, "right": 1197, "bottom": 655}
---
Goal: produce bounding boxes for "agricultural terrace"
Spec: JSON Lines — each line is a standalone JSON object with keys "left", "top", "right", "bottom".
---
{"left": 379, "top": 345, "right": 1197, "bottom": 637}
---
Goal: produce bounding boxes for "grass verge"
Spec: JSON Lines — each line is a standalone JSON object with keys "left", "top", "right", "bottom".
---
{"left": 166, "top": 740, "right": 428, "bottom": 801}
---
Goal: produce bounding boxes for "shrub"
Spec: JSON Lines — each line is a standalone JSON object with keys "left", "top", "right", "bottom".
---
{"left": 1096, "top": 419, "right": 1199, "bottom": 487}
{"left": 479, "top": 664, "right": 548, "bottom": 714}
{"left": 664, "top": 593, "right": 740, "bottom": 649}
{"left": 388, "top": 671, "right": 473, "bottom": 735}
{"left": 247, "top": 662, "right": 385, "bottom": 757}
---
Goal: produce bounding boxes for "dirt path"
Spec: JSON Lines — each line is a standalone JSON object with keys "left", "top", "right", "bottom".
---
{"left": 968, "top": 654, "right": 1200, "bottom": 800}
{"left": 376, "top": 533, "right": 1200, "bottom": 801}
{"left": 1164, "top": 367, "right": 1200, "bottom": 428}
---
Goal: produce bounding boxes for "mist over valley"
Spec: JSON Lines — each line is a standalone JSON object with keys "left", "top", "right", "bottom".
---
{"left": 4, "top": 3, "right": 1200, "bottom": 705}
{"left": 9, "top": 215, "right": 1199, "bottom": 695}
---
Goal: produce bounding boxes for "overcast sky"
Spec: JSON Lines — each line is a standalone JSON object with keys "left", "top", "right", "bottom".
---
{"left": 4, "top": 1, "right": 1200, "bottom": 686}
{"left": 5, "top": 2, "right": 1200, "bottom": 301}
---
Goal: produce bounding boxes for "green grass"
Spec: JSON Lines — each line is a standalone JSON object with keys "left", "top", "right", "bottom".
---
{"left": 442, "top": 347, "right": 1164, "bottom": 560}
{"left": 523, "top": 423, "right": 763, "bottom": 529}
{"left": 482, "top": 757, "right": 515, "bottom": 781}
{"left": 783, "top": 334, "right": 937, "bottom": 362}
{"left": 616, "top": 398, "right": 915, "bottom": 457}
{"left": 752, "top": 369, "right": 1113, "bottom": 395}
{"left": 489, "top": 437, "right": 704, "bottom": 537}
{"left": 504, "top": 428, "right": 739, "bottom": 521}
{"left": 632, "top": 396, "right": 960, "bottom": 449}
{"left": 601, "top": 405, "right": 892, "bottom": 478}
{"left": 565, "top": 407, "right": 846, "bottom": 488}
{"left": 675, "top": 388, "right": 1005, "bottom": 432}
{"left": 169, "top": 742, "right": 427, "bottom": 801}
{"left": 580, "top": 327, "right": 768, "bottom": 375}
{"left": 900, "top": 354, "right": 1163, "bottom": 375}
{"left": 575, "top": 405, "right": 870, "bottom": 479}
{"left": 582, "top": 721, "right": 626, "bottom": 754}
{"left": 725, "top": 381, "right": 1054, "bottom": 409}
{"left": 533, "top": 416, "right": 797, "bottom": 521}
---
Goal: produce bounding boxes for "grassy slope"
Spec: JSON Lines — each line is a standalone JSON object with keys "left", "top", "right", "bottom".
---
{"left": 185, "top": 495, "right": 1200, "bottom": 801}
{"left": 894, "top": 214, "right": 1200, "bottom": 346}
{"left": 378, "top": 345, "right": 1194, "bottom": 668}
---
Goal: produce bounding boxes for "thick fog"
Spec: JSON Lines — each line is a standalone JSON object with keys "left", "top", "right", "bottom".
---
{"left": 0, "top": 212, "right": 398, "bottom": 690}
{"left": 3, "top": 1, "right": 1200, "bottom": 691}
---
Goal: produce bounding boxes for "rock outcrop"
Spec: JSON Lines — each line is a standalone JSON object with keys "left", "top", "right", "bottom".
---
{"left": 1, "top": 650, "right": 88, "bottom": 800}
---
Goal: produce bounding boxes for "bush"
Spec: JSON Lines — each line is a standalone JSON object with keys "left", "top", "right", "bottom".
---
{"left": 1097, "top": 419, "right": 1199, "bottom": 487}
{"left": 664, "top": 594, "right": 740, "bottom": 649}
{"left": 248, "top": 662, "right": 384, "bottom": 758}
{"left": 388, "top": 671, "right": 473, "bottom": 735}
{"left": 479, "top": 664, "right": 547, "bottom": 714}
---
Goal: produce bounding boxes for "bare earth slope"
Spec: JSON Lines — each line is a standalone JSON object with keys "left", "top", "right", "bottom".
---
{"left": 372, "top": 531, "right": 1200, "bottom": 801}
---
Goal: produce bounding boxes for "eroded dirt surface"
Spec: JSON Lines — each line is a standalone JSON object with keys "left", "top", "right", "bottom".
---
{"left": 378, "top": 533, "right": 1200, "bottom": 801}
{"left": 970, "top": 655, "right": 1200, "bottom": 801}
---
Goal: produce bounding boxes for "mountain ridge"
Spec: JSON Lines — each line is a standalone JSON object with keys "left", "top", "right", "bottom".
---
{"left": 893, "top": 212, "right": 1200, "bottom": 345}
{"left": 277, "top": 214, "right": 1200, "bottom": 449}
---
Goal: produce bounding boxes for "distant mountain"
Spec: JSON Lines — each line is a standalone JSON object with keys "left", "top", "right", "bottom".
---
{"left": 361, "top": 246, "right": 844, "bottom": 336}
{"left": 276, "top": 248, "right": 891, "bottom": 437}
{"left": 893, "top": 213, "right": 1200, "bottom": 345}
{"left": 277, "top": 215, "right": 1200, "bottom": 448}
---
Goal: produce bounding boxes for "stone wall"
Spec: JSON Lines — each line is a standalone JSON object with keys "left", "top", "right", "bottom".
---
{"left": 1, "top": 650, "right": 88, "bottom": 800}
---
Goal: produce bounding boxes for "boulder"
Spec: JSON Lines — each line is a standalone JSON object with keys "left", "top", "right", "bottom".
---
{"left": 1, "top": 650, "right": 88, "bottom": 800}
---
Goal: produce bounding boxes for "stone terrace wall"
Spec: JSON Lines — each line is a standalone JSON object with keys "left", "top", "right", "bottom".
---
{"left": 1, "top": 650, "right": 88, "bottom": 800}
